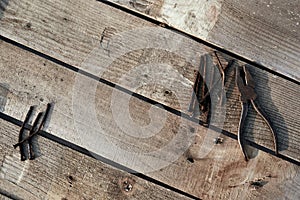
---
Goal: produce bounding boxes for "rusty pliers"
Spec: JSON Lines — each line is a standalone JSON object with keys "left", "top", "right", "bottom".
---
{"left": 236, "top": 65, "right": 278, "bottom": 161}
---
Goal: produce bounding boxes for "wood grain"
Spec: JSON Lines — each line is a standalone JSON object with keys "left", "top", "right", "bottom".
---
{"left": 0, "top": 31, "right": 299, "bottom": 199}
{"left": 0, "top": 195, "right": 14, "bottom": 200}
{"left": 107, "top": 0, "right": 300, "bottom": 82}
{"left": 0, "top": 0, "right": 204, "bottom": 114}
{"left": 208, "top": 0, "right": 300, "bottom": 82}
{"left": 0, "top": 0, "right": 299, "bottom": 162}
{"left": 0, "top": 119, "right": 192, "bottom": 200}
{"left": 108, "top": 0, "right": 222, "bottom": 38}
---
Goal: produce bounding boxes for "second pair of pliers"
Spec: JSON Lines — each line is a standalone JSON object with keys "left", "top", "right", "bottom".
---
{"left": 236, "top": 65, "right": 278, "bottom": 161}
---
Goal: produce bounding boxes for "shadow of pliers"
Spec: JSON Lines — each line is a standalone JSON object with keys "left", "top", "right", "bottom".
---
{"left": 236, "top": 65, "right": 278, "bottom": 161}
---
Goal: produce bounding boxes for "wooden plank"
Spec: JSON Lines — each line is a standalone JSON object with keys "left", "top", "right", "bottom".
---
{"left": 106, "top": 0, "right": 300, "bottom": 82}
{"left": 106, "top": 0, "right": 221, "bottom": 39}
{"left": 0, "top": 0, "right": 203, "bottom": 114}
{"left": 0, "top": 31, "right": 300, "bottom": 199}
{"left": 0, "top": 196, "right": 14, "bottom": 200}
{"left": 0, "top": 119, "right": 192, "bottom": 200}
{"left": 208, "top": 0, "right": 300, "bottom": 82}
{"left": 0, "top": 194, "right": 18, "bottom": 200}
{"left": 0, "top": 0, "right": 299, "bottom": 162}
{"left": 0, "top": 37, "right": 299, "bottom": 163}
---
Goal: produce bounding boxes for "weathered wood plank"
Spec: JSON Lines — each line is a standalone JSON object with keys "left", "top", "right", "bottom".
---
{"left": 0, "top": 38, "right": 299, "bottom": 163}
{"left": 0, "top": 195, "right": 14, "bottom": 200}
{"left": 108, "top": 0, "right": 221, "bottom": 39}
{"left": 208, "top": 0, "right": 300, "bottom": 81}
{"left": 0, "top": 0, "right": 299, "bottom": 162}
{"left": 107, "top": 0, "right": 300, "bottom": 82}
{"left": 0, "top": 0, "right": 203, "bottom": 114}
{"left": 0, "top": 32, "right": 299, "bottom": 199}
{"left": 0, "top": 119, "right": 192, "bottom": 200}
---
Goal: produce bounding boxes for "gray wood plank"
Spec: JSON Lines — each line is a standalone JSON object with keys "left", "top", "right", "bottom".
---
{"left": 0, "top": 31, "right": 299, "bottom": 200}
{"left": 0, "top": 0, "right": 299, "bottom": 162}
{"left": 208, "top": 0, "right": 300, "bottom": 82}
{"left": 0, "top": 119, "right": 191, "bottom": 200}
{"left": 107, "top": 0, "right": 300, "bottom": 82}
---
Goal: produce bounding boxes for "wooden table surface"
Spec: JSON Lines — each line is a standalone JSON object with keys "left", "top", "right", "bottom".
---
{"left": 0, "top": 0, "right": 299, "bottom": 199}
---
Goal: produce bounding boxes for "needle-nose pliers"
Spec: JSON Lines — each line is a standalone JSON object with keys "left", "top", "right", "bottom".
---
{"left": 236, "top": 65, "right": 278, "bottom": 161}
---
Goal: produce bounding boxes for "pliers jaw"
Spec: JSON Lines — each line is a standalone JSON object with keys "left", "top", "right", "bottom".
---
{"left": 236, "top": 65, "right": 257, "bottom": 103}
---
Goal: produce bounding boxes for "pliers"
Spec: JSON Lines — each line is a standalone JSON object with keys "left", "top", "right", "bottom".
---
{"left": 236, "top": 65, "right": 278, "bottom": 161}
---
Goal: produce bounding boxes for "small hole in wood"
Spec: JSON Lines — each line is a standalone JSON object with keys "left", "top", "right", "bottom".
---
{"left": 187, "top": 157, "right": 194, "bottom": 163}
{"left": 68, "top": 175, "right": 74, "bottom": 181}
{"left": 189, "top": 127, "right": 195, "bottom": 133}
{"left": 25, "top": 22, "right": 32, "bottom": 29}
{"left": 67, "top": 175, "right": 76, "bottom": 184}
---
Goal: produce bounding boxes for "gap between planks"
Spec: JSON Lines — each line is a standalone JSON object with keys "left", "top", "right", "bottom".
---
{"left": 0, "top": 38, "right": 300, "bottom": 199}
{"left": 102, "top": 0, "right": 300, "bottom": 83}
{"left": 0, "top": 0, "right": 299, "bottom": 162}
{"left": 0, "top": 35, "right": 299, "bottom": 166}
{"left": 0, "top": 118, "right": 194, "bottom": 200}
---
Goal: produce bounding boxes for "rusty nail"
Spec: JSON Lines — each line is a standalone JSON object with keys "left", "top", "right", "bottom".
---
{"left": 123, "top": 180, "right": 133, "bottom": 192}
{"left": 214, "top": 137, "right": 224, "bottom": 144}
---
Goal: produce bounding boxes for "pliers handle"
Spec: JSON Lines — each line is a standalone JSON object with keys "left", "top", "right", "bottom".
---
{"left": 236, "top": 65, "right": 278, "bottom": 161}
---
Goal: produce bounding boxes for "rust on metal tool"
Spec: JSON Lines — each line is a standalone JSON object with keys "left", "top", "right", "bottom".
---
{"left": 188, "top": 54, "right": 214, "bottom": 124}
{"left": 17, "top": 106, "right": 36, "bottom": 161}
{"left": 14, "top": 103, "right": 54, "bottom": 149}
{"left": 28, "top": 112, "right": 44, "bottom": 160}
{"left": 236, "top": 65, "right": 278, "bottom": 161}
